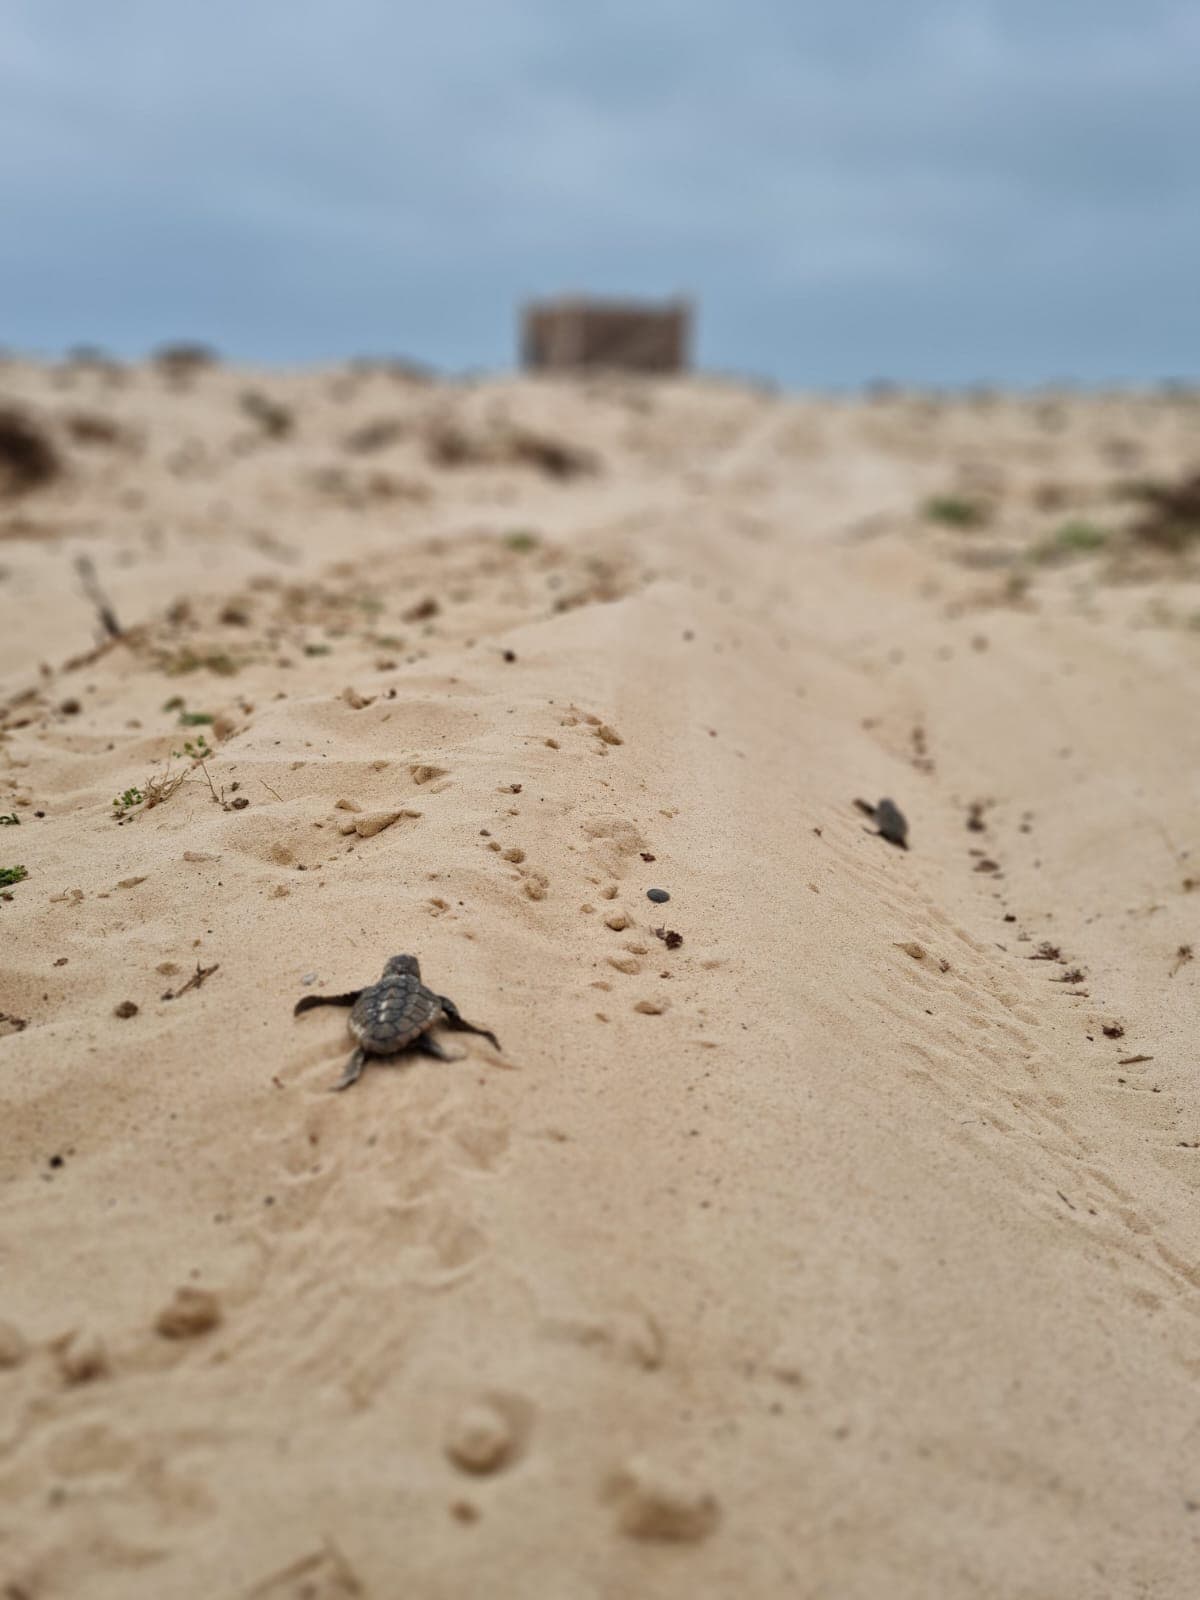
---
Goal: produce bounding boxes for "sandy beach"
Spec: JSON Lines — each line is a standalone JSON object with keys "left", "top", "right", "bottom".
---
{"left": 2, "top": 355, "right": 1199, "bottom": 1597}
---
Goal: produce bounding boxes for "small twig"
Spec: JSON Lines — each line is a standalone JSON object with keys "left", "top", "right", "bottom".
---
{"left": 1056, "top": 1190, "right": 1076, "bottom": 1211}
{"left": 197, "top": 760, "right": 220, "bottom": 804}
{"left": 162, "top": 961, "right": 219, "bottom": 1000}
{"left": 260, "top": 780, "right": 283, "bottom": 802}
{"left": 75, "top": 555, "right": 122, "bottom": 639}
{"left": 1118, "top": 1054, "right": 1154, "bottom": 1066}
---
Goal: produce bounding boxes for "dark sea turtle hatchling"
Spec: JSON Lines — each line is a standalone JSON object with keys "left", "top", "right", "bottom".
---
{"left": 853, "top": 796, "right": 910, "bottom": 849}
{"left": 293, "top": 954, "right": 500, "bottom": 1091}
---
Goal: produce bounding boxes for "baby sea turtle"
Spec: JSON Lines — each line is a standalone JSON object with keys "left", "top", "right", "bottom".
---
{"left": 853, "top": 796, "right": 909, "bottom": 849}
{"left": 294, "top": 954, "right": 500, "bottom": 1091}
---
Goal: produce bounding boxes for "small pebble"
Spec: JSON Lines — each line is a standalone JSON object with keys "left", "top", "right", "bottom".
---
{"left": 155, "top": 1286, "right": 222, "bottom": 1340}
{"left": 56, "top": 1329, "right": 109, "bottom": 1384}
{"left": 59, "top": 698, "right": 81, "bottom": 715}
{"left": 604, "top": 911, "right": 630, "bottom": 931}
{"left": 445, "top": 1402, "right": 514, "bottom": 1475}
{"left": 647, "top": 888, "right": 670, "bottom": 904}
{"left": 609, "top": 1456, "right": 719, "bottom": 1542}
{"left": 113, "top": 1000, "right": 139, "bottom": 1019}
{"left": 0, "top": 1320, "right": 29, "bottom": 1369}
{"left": 355, "top": 809, "right": 419, "bottom": 838}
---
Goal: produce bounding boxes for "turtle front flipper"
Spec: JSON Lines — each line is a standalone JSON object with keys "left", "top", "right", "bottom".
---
{"left": 294, "top": 989, "right": 363, "bottom": 1017}
{"left": 332, "top": 1047, "right": 368, "bottom": 1091}
{"left": 436, "top": 994, "right": 500, "bottom": 1051}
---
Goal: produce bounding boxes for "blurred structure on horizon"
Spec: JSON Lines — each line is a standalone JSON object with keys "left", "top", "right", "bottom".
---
{"left": 520, "top": 297, "right": 692, "bottom": 374}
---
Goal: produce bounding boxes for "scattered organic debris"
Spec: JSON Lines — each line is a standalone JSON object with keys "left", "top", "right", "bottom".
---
{"left": 0, "top": 865, "right": 28, "bottom": 887}
{"left": 653, "top": 927, "right": 683, "bottom": 950}
{"left": 504, "top": 529, "right": 540, "bottom": 552}
{"left": 239, "top": 390, "right": 293, "bottom": 438}
{"left": 159, "top": 648, "right": 241, "bottom": 677}
{"left": 1033, "top": 520, "right": 1109, "bottom": 563}
{"left": 0, "top": 813, "right": 18, "bottom": 825}
{"left": 1029, "top": 942, "right": 1063, "bottom": 961}
{"left": 1101, "top": 1023, "right": 1125, "bottom": 1039}
{"left": 966, "top": 800, "right": 987, "bottom": 832}
{"left": 0, "top": 406, "right": 61, "bottom": 495}
{"left": 343, "top": 417, "right": 403, "bottom": 453}
{"left": 1054, "top": 967, "right": 1086, "bottom": 985}
{"left": 923, "top": 494, "right": 989, "bottom": 530}
{"left": 154, "top": 342, "right": 218, "bottom": 377}
{"left": 162, "top": 962, "right": 219, "bottom": 1001}
{"left": 1169, "top": 944, "right": 1194, "bottom": 977}
{"left": 0, "top": 1013, "right": 28, "bottom": 1035}
{"left": 1118, "top": 1054, "right": 1154, "bottom": 1066}
{"left": 64, "top": 411, "right": 126, "bottom": 447}
{"left": 508, "top": 429, "right": 596, "bottom": 479}
{"left": 426, "top": 418, "right": 597, "bottom": 478}
{"left": 1124, "top": 471, "right": 1200, "bottom": 552}
{"left": 75, "top": 554, "right": 123, "bottom": 639}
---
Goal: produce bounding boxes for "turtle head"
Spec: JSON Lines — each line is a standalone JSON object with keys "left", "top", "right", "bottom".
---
{"left": 383, "top": 954, "right": 421, "bottom": 979}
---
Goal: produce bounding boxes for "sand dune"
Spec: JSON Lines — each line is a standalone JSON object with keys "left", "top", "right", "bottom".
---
{"left": 2, "top": 357, "right": 1199, "bottom": 1597}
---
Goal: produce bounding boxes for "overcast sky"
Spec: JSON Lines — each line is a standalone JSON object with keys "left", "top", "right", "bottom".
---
{"left": 1, "top": 0, "right": 1196, "bottom": 386}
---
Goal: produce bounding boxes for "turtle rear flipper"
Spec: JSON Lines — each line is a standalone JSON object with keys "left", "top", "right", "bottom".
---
{"left": 437, "top": 993, "right": 500, "bottom": 1051}
{"left": 294, "top": 989, "right": 363, "bottom": 1017}
{"left": 332, "top": 1047, "right": 368, "bottom": 1091}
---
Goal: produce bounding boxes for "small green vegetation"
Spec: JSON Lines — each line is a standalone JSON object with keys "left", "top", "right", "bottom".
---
{"left": 174, "top": 734, "right": 212, "bottom": 761}
{"left": 112, "top": 787, "right": 145, "bottom": 817}
{"left": 303, "top": 642, "right": 332, "bottom": 656}
{"left": 162, "top": 695, "right": 185, "bottom": 712}
{"left": 923, "top": 495, "right": 989, "bottom": 530}
{"left": 162, "top": 649, "right": 239, "bottom": 677}
{"left": 0, "top": 813, "right": 19, "bottom": 826}
{"left": 1033, "top": 520, "right": 1109, "bottom": 564}
{"left": 178, "top": 710, "right": 214, "bottom": 726}
{"left": 504, "top": 528, "right": 540, "bottom": 553}
{"left": 0, "top": 865, "right": 28, "bottom": 887}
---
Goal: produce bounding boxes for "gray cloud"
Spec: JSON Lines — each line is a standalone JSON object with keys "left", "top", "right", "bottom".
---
{"left": 0, "top": 0, "right": 1196, "bottom": 383}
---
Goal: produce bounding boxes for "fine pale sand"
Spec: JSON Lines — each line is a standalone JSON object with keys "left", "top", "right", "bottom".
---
{"left": 2, "top": 356, "right": 1199, "bottom": 1597}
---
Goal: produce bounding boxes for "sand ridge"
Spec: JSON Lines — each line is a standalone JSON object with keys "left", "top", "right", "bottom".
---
{"left": 1, "top": 357, "right": 1199, "bottom": 1597}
